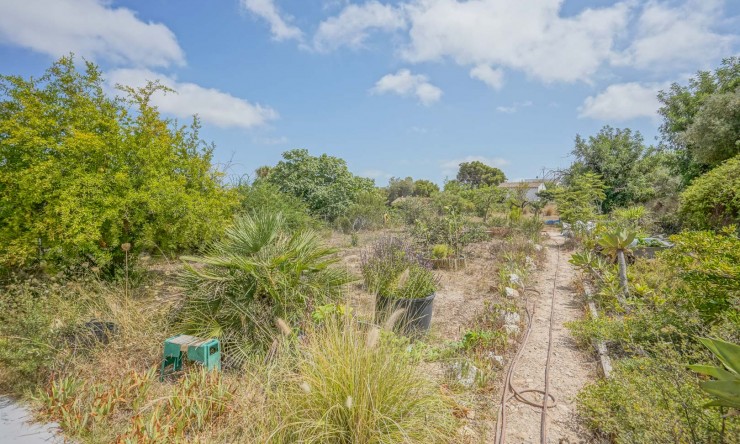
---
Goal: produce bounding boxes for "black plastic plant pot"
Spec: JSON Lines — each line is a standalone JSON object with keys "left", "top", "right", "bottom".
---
{"left": 375, "top": 292, "right": 435, "bottom": 335}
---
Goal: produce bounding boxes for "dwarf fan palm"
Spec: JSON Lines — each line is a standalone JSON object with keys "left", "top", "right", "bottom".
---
{"left": 176, "top": 212, "right": 351, "bottom": 364}
{"left": 597, "top": 230, "right": 636, "bottom": 306}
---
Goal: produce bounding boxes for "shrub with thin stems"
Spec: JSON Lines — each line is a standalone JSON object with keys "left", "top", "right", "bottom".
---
{"left": 361, "top": 236, "right": 437, "bottom": 299}
{"left": 175, "top": 212, "right": 352, "bottom": 364}
{"left": 268, "top": 317, "right": 457, "bottom": 443}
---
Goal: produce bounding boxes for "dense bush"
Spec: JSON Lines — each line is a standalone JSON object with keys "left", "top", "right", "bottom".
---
{"left": 237, "top": 180, "right": 320, "bottom": 230}
{"left": 176, "top": 212, "right": 351, "bottom": 362}
{"left": 361, "top": 236, "right": 436, "bottom": 299}
{"left": 572, "top": 228, "right": 740, "bottom": 442}
{"left": 265, "top": 149, "right": 375, "bottom": 221}
{"left": 336, "top": 189, "right": 388, "bottom": 233}
{"left": 679, "top": 154, "right": 740, "bottom": 230}
{"left": 0, "top": 57, "right": 237, "bottom": 272}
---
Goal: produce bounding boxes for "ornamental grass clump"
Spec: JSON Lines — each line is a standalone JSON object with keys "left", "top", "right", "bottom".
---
{"left": 175, "top": 212, "right": 351, "bottom": 364}
{"left": 361, "top": 236, "right": 437, "bottom": 299}
{"left": 270, "top": 318, "right": 456, "bottom": 443}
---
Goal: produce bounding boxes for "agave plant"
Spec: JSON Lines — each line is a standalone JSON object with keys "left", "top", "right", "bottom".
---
{"left": 597, "top": 230, "right": 636, "bottom": 305}
{"left": 176, "top": 212, "right": 352, "bottom": 364}
{"left": 689, "top": 338, "right": 740, "bottom": 410}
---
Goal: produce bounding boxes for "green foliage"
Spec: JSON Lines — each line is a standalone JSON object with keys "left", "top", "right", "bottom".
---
{"left": 578, "top": 354, "right": 737, "bottom": 443}
{"left": 311, "top": 303, "right": 351, "bottom": 324}
{"left": 271, "top": 319, "right": 456, "bottom": 443}
{"left": 237, "top": 180, "right": 320, "bottom": 230}
{"left": 553, "top": 172, "right": 606, "bottom": 224}
{"left": 658, "top": 57, "right": 740, "bottom": 184}
{"left": 661, "top": 228, "right": 740, "bottom": 319}
{"left": 431, "top": 244, "right": 454, "bottom": 259}
{"left": 432, "top": 191, "right": 476, "bottom": 215}
{"left": 596, "top": 230, "right": 636, "bottom": 259}
{"left": 462, "top": 185, "right": 507, "bottom": 221}
{"left": 266, "top": 149, "right": 375, "bottom": 221}
{"left": 176, "top": 212, "right": 352, "bottom": 360}
{"left": 340, "top": 188, "right": 388, "bottom": 232}
{"left": 568, "top": 126, "right": 666, "bottom": 211}
{"left": 387, "top": 176, "right": 415, "bottom": 202}
{"left": 456, "top": 160, "right": 506, "bottom": 188}
{"left": 391, "top": 196, "right": 435, "bottom": 225}
{"left": 0, "top": 56, "right": 237, "bottom": 272}
{"left": 689, "top": 338, "right": 740, "bottom": 409}
{"left": 413, "top": 179, "right": 440, "bottom": 197}
{"left": 679, "top": 154, "right": 740, "bottom": 230}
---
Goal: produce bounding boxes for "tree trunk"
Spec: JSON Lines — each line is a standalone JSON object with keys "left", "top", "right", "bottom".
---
{"left": 616, "top": 249, "right": 630, "bottom": 306}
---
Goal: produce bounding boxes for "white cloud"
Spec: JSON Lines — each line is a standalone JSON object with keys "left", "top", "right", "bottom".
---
{"left": 0, "top": 0, "right": 184, "bottom": 67}
{"left": 371, "top": 69, "right": 442, "bottom": 105}
{"left": 107, "top": 69, "right": 278, "bottom": 129}
{"left": 241, "top": 0, "right": 303, "bottom": 41}
{"left": 314, "top": 1, "right": 407, "bottom": 51}
{"left": 469, "top": 64, "right": 504, "bottom": 90}
{"left": 254, "top": 136, "right": 289, "bottom": 145}
{"left": 578, "top": 82, "right": 667, "bottom": 121}
{"left": 401, "top": 0, "right": 630, "bottom": 83}
{"left": 441, "top": 155, "right": 509, "bottom": 175}
{"left": 496, "top": 100, "right": 532, "bottom": 114}
{"left": 614, "top": 0, "right": 736, "bottom": 72}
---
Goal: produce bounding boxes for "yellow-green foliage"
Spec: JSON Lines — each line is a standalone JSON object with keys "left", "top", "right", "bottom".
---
{"left": 0, "top": 56, "right": 237, "bottom": 271}
{"left": 270, "top": 319, "right": 456, "bottom": 443}
{"left": 679, "top": 154, "right": 740, "bottom": 230}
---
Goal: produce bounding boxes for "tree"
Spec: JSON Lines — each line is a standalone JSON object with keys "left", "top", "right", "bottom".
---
{"left": 387, "top": 176, "right": 415, "bottom": 202}
{"left": 658, "top": 57, "right": 740, "bottom": 184}
{"left": 456, "top": 161, "right": 506, "bottom": 188}
{"left": 679, "top": 154, "right": 740, "bottom": 230}
{"left": 568, "top": 126, "right": 661, "bottom": 212}
{"left": 464, "top": 185, "right": 506, "bottom": 222}
{"left": 553, "top": 173, "right": 606, "bottom": 224}
{"left": 413, "top": 179, "right": 439, "bottom": 197}
{"left": 266, "top": 149, "right": 374, "bottom": 221}
{"left": 0, "top": 56, "right": 237, "bottom": 271}
{"left": 681, "top": 90, "right": 740, "bottom": 167}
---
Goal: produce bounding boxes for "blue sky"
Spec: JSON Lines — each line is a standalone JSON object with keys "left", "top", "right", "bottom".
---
{"left": 1, "top": 0, "right": 738, "bottom": 185}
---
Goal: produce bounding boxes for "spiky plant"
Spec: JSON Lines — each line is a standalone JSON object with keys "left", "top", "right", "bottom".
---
{"left": 690, "top": 338, "right": 740, "bottom": 410}
{"left": 597, "top": 230, "right": 636, "bottom": 306}
{"left": 176, "top": 212, "right": 351, "bottom": 364}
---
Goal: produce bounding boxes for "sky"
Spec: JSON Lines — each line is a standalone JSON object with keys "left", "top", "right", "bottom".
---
{"left": 0, "top": 0, "right": 738, "bottom": 185}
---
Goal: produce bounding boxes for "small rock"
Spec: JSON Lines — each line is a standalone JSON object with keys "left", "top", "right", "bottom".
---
{"left": 503, "top": 311, "right": 520, "bottom": 325}
{"left": 458, "top": 426, "right": 476, "bottom": 438}
{"left": 465, "top": 410, "right": 476, "bottom": 420}
{"left": 510, "top": 273, "right": 521, "bottom": 285}
{"left": 534, "top": 244, "right": 543, "bottom": 252}
{"left": 450, "top": 361, "right": 479, "bottom": 388}
{"left": 505, "top": 287, "right": 519, "bottom": 298}
{"left": 487, "top": 352, "right": 505, "bottom": 366}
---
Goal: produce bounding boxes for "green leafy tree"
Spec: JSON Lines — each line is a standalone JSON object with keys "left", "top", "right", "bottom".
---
{"left": 412, "top": 179, "right": 439, "bottom": 197}
{"left": 456, "top": 161, "right": 506, "bottom": 188}
{"left": 658, "top": 57, "right": 740, "bottom": 184}
{"left": 679, "top": 154, "right": 740, "bottom": 230}
{"left": 0, "top": 56, "right": 236, "bottom": 271}
{"left": 463, "top": 185, "right": 507, "bottom": 222}
{"left": 568, "top": 126, "right": 663, "bottom": 212}
{"left": 552, "top": 173, "right": 606, "bottom": 224}
{"left": 387, "top": 176, "right": 415, "bottom": 202}
{"left": 266, "top": 149, "right": 374, "bottom": 221}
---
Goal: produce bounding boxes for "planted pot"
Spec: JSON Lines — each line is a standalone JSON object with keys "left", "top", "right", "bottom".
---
{"left": 375, "top": 292, "right": 435, "bottom": 335}
{"left": 430, "top": 255, "right": 466, "bottom": 271}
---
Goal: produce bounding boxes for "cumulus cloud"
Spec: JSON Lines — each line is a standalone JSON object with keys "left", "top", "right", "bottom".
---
{"left": 371, "top": 69, "right": 442, "bottom": 105}
{"left": 314, "top": 1, "right": 407, "bottom": 51}
{"left": 241, "top": 0, "right": 303, "bottom": 41}
{"left": 0, "top": 0, "right": 184, "bottom": 67}
{"left": 578, "top": 82, "right": 667, "bottom": 121}
{"left": 496, "top": 100, "right": 532, "bottom": 114}
{"left": 469, "top": 64, "right": 505, "bottom": 90}
{"left": 441, "top": 155, "right": 509, "bottom": 176}
{"left": 401, "top": 0, "right": 630, "bottom": 83}
{"left": 107, "top": 69, "right": 278, "bottom": 129}
{"left": 614, "top": 0, "right": 736, "bottom": 72}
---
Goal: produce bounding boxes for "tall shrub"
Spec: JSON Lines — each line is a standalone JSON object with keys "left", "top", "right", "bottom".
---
{"left": 0, "top": 56, "right": 237, "bottom": 271}
{"left": 679, "top": 154, "right": 740, "bottom": 230}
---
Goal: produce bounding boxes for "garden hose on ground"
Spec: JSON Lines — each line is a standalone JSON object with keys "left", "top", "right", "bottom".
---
{"left": 494, "top": 234, "right": 562, "bottom": 444}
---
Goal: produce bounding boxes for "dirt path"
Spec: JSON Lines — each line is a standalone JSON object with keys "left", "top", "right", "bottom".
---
{"left": 501, "top": 231, "right": 598, "bottom": 443}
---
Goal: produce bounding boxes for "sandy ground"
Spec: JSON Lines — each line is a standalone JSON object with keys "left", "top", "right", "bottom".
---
{"left": 332, "top": 230, "right": 501, "bottom": 341}
{"left": 500, "top": 231, "right": 598, "bottom": 443}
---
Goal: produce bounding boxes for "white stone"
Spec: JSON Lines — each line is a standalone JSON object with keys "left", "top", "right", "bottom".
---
{"left": 509, "top": 273, "right": 521, "bottom": 285}
{"left": 505, "top": 287, "right": 519, "bottom": 298}
{"left": 450, "top": 361, "right": 479, "bottom": 388}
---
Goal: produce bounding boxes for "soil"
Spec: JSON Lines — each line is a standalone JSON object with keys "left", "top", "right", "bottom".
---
{"left": 500, "top": 230, "right": 599, "bottom": 443}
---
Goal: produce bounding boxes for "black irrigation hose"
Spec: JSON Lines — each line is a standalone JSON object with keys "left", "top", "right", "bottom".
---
{"left": 495, "top": 235, "right": 562, "bottom": 444}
